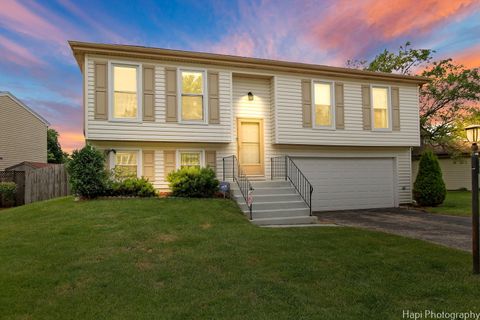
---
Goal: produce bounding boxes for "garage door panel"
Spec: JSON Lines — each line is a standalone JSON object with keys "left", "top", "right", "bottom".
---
{"left": 293, "top": 157, "right": 395, "bottom": 211}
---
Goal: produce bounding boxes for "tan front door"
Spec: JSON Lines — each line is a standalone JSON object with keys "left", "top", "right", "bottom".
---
{"left": 237, "top": 118, "right": 264, "bottom": 176}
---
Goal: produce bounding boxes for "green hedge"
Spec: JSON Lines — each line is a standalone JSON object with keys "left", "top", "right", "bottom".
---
{"left": 413, "top": 150, "right": 447, "bottom": 207}
{"left": 167, "top": 167, "right": 219, "bottom": 198}
{"left": 0, "top": 182, "right": 17, "bottom": 207}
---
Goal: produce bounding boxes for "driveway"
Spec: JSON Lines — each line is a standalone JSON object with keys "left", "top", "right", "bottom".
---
{"left": 315, "top": 208, "right": 471, "bottom": 251}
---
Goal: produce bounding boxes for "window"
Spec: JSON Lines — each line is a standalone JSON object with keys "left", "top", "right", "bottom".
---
{"left": 372, "top": 87, "right": 389, "bottom": 129}
{"left": 112, "top": 64, "right": 139, "bottom": 119}
{"left": 115, "top": 151, "right": 138, "bottom": 177}
{"left": 179, "top": 151, "right": 202, "bottom": 169}
{"left": 313, "top": 82, "right": 334, "bottom": 127}
{"left": 180, "top": 71, "right": 204, "bottom": 121}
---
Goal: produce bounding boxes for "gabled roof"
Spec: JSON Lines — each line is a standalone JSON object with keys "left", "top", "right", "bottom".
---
{"left": 0, "top": 91, "right": 50, "bottom": 126}
{"left": 5, "top": 161, "right": 51, "bottom": 171}
{"left": 69, "top": 41, "right": 429, "bottom": 85}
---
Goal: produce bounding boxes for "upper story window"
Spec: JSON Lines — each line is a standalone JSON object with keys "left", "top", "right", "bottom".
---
{"left": 112, "top": 64, "right": 140, "bottom": 120}
{"left": 372, "top": 86, "right": 390, "bottom": 129}
{"left": 180, "top": 70, "right": 205, "bottom": 122}
{"left": 313, "top": 82, "right": 334, "bottom": 128}
{"left": 114, "top": 151, "right": 138, "bottom": 177}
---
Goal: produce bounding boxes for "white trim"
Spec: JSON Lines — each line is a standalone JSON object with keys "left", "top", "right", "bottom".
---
{"left": 273, "top": 76, "right": 279, "bottom": 143}
{"left": 109, "top": 148, "right": 143, "bottom": 178}
{"left": 108, "top": 60, "right": 143, "bottom": 122}
{"left": 177, "top": 68, "right": 208, "bottom": 124}
{"left": 175, "top": 149, "right": 205, "bottom": 169}
{"left": 0, "top": 91, "right": 50, "bottom": 126}
{"left": 370, "top": 84, "right": 392, "bottom": 131}
{"left": 84, "top": 55, "right": 89, "bottom": 139}
{"left": 311, "top": 80, "right": 336, "bottom": 130}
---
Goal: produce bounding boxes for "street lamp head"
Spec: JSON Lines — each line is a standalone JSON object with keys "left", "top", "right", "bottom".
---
{"left": 465, "top": 124, "right": 480, "bottom": 144}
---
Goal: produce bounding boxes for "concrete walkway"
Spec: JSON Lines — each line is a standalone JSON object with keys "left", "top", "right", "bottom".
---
{"left": 315, "top": 208, "right": 471, "bottom": 251}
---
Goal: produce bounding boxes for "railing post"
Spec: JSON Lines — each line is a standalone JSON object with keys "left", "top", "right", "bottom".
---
{"left": 223, "top": 157, "right": 225, "bottom": 181}
{"left": 232, "top": 157, "right": 235, "bottom": 179}
{"left": 310, "top": 186, "right": 313, "bottom": 216}
{"left": 284, "top": 156, "right": 288, "bottom": 181}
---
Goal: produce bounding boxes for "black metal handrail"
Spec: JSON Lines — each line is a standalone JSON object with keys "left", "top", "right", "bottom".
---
{"left": 222, "top": 155, "right": 254, "bottom": 220}
{"left": 271, "top": 155, "right": 313, "bottom": 216}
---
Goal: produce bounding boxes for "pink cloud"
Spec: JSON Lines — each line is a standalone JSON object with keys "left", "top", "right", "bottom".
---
{"left": 451, "top": 44, "right": 480, "bottom": 69}
{"left": 0, "top": 35, "right": 44, "bottom": 66}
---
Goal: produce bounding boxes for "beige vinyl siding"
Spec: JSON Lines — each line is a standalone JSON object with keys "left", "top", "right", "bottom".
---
{"left": 412, "top": 157, "right": 471, "bottom": 191}
{"left": 275, "top": 76, "right": 420, "bottom": 146}
{"left": 85, "top": 58, "right": 232, "bottom": 142}
{"left": 0, "top": 95, "right": 48, "bottom": 170}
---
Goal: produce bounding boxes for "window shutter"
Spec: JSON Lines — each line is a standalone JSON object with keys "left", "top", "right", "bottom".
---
{"left": 205, "top": 150, "right": 216, "bottom": 173}
{"left": 301, "top": 80, "right": 312, "bottom": 128}
{"left": 208, "top": 71, "right": 220, "bottom": 124}
{"left": 361, "top": 85, "right": 372, "bottom": 130}
{"left": 163, "top": 150, "right": 176, "bottom": 179}
{"left": 165, "top": 67, "right": 177, "bottom": 122}
{"left": 94, "top": 61, "right": 108, "bottom": 120}
{"left": 143, "top": 65, "right": 155, "bottom": 122}
{"left": 335, "top": 82, "right": 345, "bottom": 129}
{"left": 391, "top": 87, "right": 400, "bottom": 131}
{"left": 142, "top": 150, "right": 155, "bottom": 182}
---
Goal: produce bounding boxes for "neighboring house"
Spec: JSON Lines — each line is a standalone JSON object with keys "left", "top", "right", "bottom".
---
{"left": 0, "top": 92, "right": 50, "bottom": 171}
{"left": 412, "top": 151, "right": 471, "bottom": 190}
{"left": 70, "top": 41, "right": 427, "bottom": 224}
{"left": 5, "top": 161, "right": 51, "bottom": 172}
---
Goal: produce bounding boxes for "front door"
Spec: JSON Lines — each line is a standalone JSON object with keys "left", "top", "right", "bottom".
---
{"left": 237, "top": 118, "right": 264, "bottom": 176}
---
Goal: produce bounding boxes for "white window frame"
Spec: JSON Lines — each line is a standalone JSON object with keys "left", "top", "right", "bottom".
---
{"left": 108, "top": 60, "right": 143, "bottom": 122}
{"left": 370, "top": 85, "right": 392, "bottom": 131}
{"left": 177, "top": 68, "right": 208, "bottom": 124}
{"left": 311, "top": 80, "right": 336, "bottom": 130}
{"left": 109, "top": 148, "right": 143, "bottom": 178}
{"left": 176, "top": 149, "right": 205, "bottom": 169}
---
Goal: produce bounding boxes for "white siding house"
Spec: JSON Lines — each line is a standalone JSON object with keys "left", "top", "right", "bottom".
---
{"left": 70, "top": 41, "right": 427, "bottom": 223}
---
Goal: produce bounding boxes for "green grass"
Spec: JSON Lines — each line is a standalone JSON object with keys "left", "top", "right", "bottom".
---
{"left": 425, "top": 190, "right": 474, "bottom": 216}
{"left": 1, "top": 197, "right": 480, "bottom": 319}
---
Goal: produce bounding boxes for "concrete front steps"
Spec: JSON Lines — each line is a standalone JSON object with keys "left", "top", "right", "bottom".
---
{"left": 230, "top": 180, "right": 318, "bottom": 226}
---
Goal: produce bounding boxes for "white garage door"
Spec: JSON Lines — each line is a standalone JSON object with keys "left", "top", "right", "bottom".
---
{"left": 293, "top": 157, "right": 396, "bottom": 211}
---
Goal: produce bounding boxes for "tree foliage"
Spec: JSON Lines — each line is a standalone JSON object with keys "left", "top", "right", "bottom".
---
{"left": 47, "top": 128, "right": 68, "bottom": 163}
{"left": 347, "top": 42, "right": 480, "bottom": 151}
{"left": 413, "top": 150, "right": 446, "bottom": 207}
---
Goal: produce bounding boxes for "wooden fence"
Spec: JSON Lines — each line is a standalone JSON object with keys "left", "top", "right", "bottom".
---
{"left": 24, "top": 164, "right": 70, "bottom": 204}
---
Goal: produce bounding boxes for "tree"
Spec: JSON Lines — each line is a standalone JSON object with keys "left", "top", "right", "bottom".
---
{"left": 413, "top": 150, "right": 446, "bottom": 207}
{"left": 47, "top": 128, "right": 68, "bottom": 163}
{"left": 347, "top": 42, "right": 480, "bottom": 151}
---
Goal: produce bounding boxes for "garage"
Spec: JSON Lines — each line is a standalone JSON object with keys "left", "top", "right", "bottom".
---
{"left": 293, "top": 157, "right": 396, "bottom": 212}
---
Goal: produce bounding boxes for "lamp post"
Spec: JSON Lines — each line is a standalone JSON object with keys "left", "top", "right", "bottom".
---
{"left": 466, "top": 124, "right": 480, "bottom": 274}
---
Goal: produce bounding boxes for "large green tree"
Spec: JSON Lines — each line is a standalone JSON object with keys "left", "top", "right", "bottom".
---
{"left": 47, "top": 128, "right": 68, "bottom": 163}
{"left": 347, "top": 42, "right": 480, "bottom": 151}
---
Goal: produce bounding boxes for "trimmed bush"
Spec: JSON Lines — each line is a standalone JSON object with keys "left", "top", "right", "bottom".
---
{"left": 0, "top": 182, "right": 16, "bottom": 207}
{"left": 109, "top": 177, "right": 157, "bottom": 197}
{"left": 67, "top": 145, "right": 108, "bottom": 199}
{"left": 167, "top": 167, "right": 219, "bottom": 198}
{"left": 413, "top": 150, "right": 447, "bottom": 206}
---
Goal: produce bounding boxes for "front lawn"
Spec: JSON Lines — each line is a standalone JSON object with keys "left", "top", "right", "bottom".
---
{"left": 424, "top": 190, "right": 475, "bottom": 216}
{"left": 1, "top": 198, "right": 479, "bottom": 319}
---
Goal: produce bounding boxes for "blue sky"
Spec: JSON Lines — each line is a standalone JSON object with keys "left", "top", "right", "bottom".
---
{"left": 0, "top": 0, "right": 479, "bottom": 151}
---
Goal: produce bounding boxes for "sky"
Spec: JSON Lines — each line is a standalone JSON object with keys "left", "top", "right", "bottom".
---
{"left": 0, "top": 0, "right": 479, "bottom": 152}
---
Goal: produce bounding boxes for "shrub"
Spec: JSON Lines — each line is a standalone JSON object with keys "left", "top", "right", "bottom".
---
{"left": 0, "top": 182, "right": 16, "bottom": 207}
{"left": 413, "top": 150, "right": 447, "bottom": 206}
{"left": 167, "top": 167, "right": 219, "bottom": 198}
{"left": 67, "top": 145, "right": 108, "bottom": 199}
{"left": 109, "top": 177, "right": 157, "bottom": 197}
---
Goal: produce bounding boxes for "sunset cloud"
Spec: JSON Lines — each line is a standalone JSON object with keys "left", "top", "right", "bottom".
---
{"left": 0, "top": 35, "right": 44, "bottom": 66}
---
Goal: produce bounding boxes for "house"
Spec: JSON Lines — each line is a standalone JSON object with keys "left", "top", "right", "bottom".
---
{"left": 0, "top": 92, "right": 50, "bottom": 171}
{"left": 69, "top": 41, "right": 427, "bottom": 224}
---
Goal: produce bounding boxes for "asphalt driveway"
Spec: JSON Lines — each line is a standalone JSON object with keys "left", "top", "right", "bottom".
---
{"left": 315, "top": 208, "right": 471, "bottom": 251}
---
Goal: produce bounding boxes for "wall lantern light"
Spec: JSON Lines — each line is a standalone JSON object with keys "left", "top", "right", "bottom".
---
{"left": 247, "top": 92, "right": 254, "bottom": 101}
